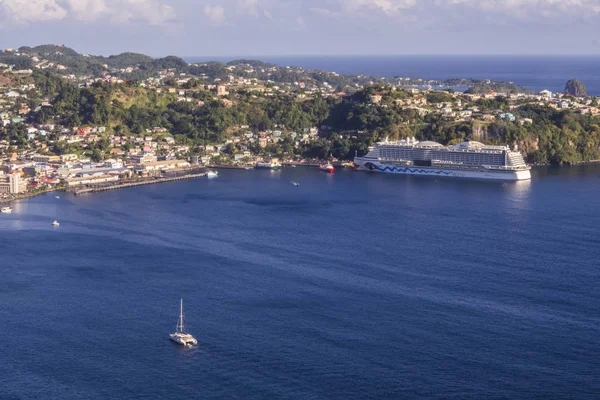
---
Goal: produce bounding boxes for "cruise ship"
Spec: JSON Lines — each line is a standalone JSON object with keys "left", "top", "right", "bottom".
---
{"left": 354, "top": 138, "right": 531, "bottom": 181}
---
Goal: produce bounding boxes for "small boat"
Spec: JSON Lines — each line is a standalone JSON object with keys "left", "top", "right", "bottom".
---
{"left": 206, "top": 170, "right": 218, "bottom": 178}
{"left": 292, "top": 181, "right": 300, "bottom": 187}
{"left": 291, "top": 165, "right": 297, "bottom": 168}
{"left": 1, "top": 206, "right": 12, "bottom": 213}
{"left": 319, "top": 164, "right": 335, "bottom": 173}
{"left": 52, "top": 220, "right": 60, "bottom": 227}
{"left": 55, "top": 196, "right": 60, "bottom": 199}
{"left": 169, "top": 299, "right": 198, "bottom": 347}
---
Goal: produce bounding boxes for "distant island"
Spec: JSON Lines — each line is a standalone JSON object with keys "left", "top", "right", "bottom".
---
{"left": 1, "top": 44, "right": 599, "bottom": 199}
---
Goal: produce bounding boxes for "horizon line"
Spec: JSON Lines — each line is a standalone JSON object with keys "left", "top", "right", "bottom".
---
{"left": 179, "top": 54, "right": 600, "bottom": 58}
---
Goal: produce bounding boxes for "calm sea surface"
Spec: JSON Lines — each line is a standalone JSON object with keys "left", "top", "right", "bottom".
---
{"left": 1, "top": 166, "right": 600, "bottom": 399}
{"left": 186, "top": 55, "right": 600, "bottom": 95}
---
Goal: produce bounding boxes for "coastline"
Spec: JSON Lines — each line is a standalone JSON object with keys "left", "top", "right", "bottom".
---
{"left": 1, "top": 187, "right": 58, "bottom": 205}
{"left": 2, "top": 162, "right": 596, "bottom": 206}
{"left": 0, "top": 167, "right": 208, "bottom": 205}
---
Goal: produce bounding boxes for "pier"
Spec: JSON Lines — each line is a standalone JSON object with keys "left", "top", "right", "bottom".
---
{"left": 69, "top": 172, "right": 206, "bottom": 195}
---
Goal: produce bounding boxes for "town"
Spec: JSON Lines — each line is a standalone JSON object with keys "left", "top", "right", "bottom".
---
{"left": 1, "top": 45, "right": 599, "bottom": 201}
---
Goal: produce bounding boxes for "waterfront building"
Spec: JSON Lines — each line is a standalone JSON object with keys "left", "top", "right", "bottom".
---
{"left": 138, "top": 159, "right": 190, "bottom": 172}
{"left": 0, "top": 173, "right": 27, "bottom": 194}
{"left": 65, "top": 174, "right": 120, "bottom": 187}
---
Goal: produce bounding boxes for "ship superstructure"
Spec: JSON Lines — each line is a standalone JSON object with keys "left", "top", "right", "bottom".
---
{"left": 354, "top": 138, "right": 531, "bottom": 181}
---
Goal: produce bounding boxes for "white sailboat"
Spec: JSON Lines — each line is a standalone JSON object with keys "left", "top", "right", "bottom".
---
{"left": 169, "top": 299, "right": 198, "bottom": 346}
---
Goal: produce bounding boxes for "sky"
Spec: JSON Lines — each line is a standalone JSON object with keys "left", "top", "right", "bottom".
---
{"left": 0, "top": 0, "right": 599, "bottom": 57}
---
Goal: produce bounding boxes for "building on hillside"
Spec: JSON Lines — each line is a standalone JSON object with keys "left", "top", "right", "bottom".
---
{"left": 369, "top": 94, "right": 383, "bottom": 104}
{"left": 129, "top": 152, "right": 158, "bottom": 164}
{"left": 499, "top": 113, "right": 516, "bottom": 122}
{"left": 32, "top": 155, "right": 61, "bottom": 163}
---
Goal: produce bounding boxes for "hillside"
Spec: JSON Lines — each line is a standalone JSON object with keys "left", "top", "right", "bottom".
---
{"left": 0, "top": 45, "right": 531, "bottom": 94}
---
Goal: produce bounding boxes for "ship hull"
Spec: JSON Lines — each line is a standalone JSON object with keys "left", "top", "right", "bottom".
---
{"left": 354, "top": 158, "right": 531, "bottom": 181}
{"left": 255, "top": 164, "right": 281, "bottom": 169}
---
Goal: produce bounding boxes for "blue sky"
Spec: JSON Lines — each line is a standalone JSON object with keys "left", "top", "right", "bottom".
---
{"left": 0, "top": 0, "right": 599, "bottom": 56}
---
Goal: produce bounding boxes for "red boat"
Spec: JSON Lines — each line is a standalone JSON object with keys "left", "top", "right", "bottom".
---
{"left": 319, "top": 164, "right": 334, "bottom": 173}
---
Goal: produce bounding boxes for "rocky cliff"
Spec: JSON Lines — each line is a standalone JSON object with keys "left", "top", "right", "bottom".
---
{"left": 564, "top": 79, "right": 588, "bottom": 97}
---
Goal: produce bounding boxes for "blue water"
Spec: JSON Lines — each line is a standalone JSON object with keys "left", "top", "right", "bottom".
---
{"left": 1, "top": 166, "right": 600, "bottom": 399}
{"left": 186, "top": 55, "right": 600, "bottom": 95}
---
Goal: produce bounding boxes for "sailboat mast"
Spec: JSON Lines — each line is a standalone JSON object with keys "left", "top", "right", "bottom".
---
{"left": 179, "top": 299, "right": 184, "bottom": 333}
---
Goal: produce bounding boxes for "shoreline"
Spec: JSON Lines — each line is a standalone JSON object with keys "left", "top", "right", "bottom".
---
{"left": 3, "top": 162, "right": 598, "bottom": 205}
{"left": 1, "top": 188, "right": 59, "bottom": 205}
{"left": 0, "top": 167, "right": 208, "bottom": 205}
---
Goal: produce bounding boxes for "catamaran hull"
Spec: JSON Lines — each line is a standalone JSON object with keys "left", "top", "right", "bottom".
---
{"left": 170, "top": 336, "right": 197, "bottom": 346}
{"left": 354, "top": 159, "right": 531, "bottom": 181}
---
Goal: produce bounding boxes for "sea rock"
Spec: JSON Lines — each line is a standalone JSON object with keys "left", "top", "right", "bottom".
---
{"left": 564, "top": 79, "right": 588, "bottom": 97}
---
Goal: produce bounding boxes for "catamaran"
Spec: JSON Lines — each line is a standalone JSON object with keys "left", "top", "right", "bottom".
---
{"left": 169, "top": 299, "right": 198, "bottom": 346}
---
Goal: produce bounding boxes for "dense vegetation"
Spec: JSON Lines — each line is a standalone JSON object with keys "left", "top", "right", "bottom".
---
{"left": 0, "top": 45, "right": 534, "bottom": 95}
{"left": 2, "top": 69, "right": 599, "bottom": 165}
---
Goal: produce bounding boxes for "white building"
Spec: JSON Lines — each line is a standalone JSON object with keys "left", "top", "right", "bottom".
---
{"left": 138, "top": 159, "right": 190, "bottom": 171}
{"left": 0, "top": 173, "right": 27, "bottom": 194}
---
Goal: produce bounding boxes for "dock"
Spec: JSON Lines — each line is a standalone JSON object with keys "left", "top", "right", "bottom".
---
{"left": 69, "top": 172, "right": 206, "bottom": 195}
{"left": 282, "top": 161, "right": 352, "bottom": 167}
{"left": 207, "top": 164, "right": 253, "bottom": 170}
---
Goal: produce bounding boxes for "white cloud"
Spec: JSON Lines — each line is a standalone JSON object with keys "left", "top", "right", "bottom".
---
{"left": 237, "top": 0, "right": 259, "bottom": 17}
{"left": 204, "top": 4, "right": 225, "bottom": 23}
{"left": 311, "top": 0, "right": 600, "bottom": 20}
{"left": 0, "top": 0, "right": 175, "bottom": 26}
{"left": 335, "top": 0, "right": 416, "bottom": 15}
{"left": 0, "top": 0, "right": 67, "bottom": 23}
{"left": 442, "top": 0, "right": 600, "bottom": 18}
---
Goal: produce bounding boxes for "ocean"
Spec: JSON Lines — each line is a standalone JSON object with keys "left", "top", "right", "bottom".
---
{"left": 186, "top": 55, "right": 600, "bottom": 95}
{"left": 1, "top": 166, "right": 599, "bottom": 399}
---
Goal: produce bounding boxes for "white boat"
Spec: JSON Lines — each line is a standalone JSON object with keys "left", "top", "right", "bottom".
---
{"left": 1, "top": 206, "right": 12, "bottom": 213}
{"left": 256, "top": 159, "right": 282, "bottom": 169}
{"left": 52, "top": 220, "right": 60, "bottom": 227}
{"left": 292, "top": 181, "right": 300, "bottom": 187}
{"left": 169, "top": 299, "right": 198, "bottom": 347}
{"left": 55, "top": 196, "right": 60, "bottom": 199}
{"left": 319, "top": 164, "right": 335, "bottom": 173}
{"left": 206, "top": 170, "right": 218, "bottom": 178}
